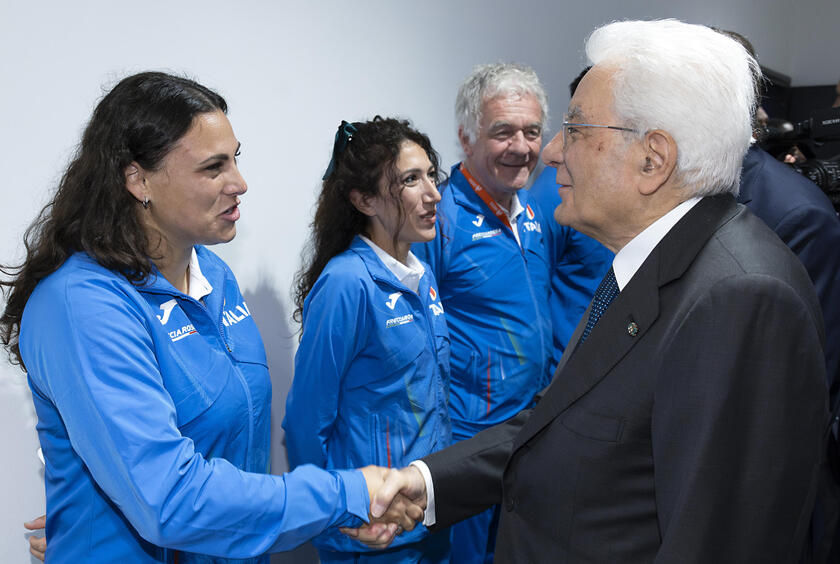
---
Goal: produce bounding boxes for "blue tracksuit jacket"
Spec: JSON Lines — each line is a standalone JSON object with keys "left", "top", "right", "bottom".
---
{"left": 527, "top": 166, "right": 614, "bottom": 373}
{"left": 21, "top": 248, "right": 369, "bottom": 563}
{"left": 284, "top": 237, "right": 452, "bottom": 562}
{"left": 413, "top": 164, "right": 553, "bottom": 438}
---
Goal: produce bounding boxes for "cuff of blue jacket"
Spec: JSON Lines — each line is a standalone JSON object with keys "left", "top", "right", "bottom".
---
{"left": 335, "top": 468, "right": 370, "bottom": 527}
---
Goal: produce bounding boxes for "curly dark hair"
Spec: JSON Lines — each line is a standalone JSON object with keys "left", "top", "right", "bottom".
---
{"left": 292, "top": 116, "right": 442, "bottom": 324}
{"left": 0, "top": 71, "right": 227, "bottom": 367}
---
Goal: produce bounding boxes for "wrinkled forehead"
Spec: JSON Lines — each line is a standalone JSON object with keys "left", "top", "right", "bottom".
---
{"left": 566, "top": 65, "right": 618, "bottom": 123}
{"left": 479, "top": 92, "right": 543, "bottom": 127}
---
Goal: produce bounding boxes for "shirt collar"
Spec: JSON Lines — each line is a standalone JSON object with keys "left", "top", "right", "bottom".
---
{"left": 612, "top": 197, "right": 701, "bottom": 290}
{"left": 187, "top": 248, "right": 213, "bottom": 300}
{"left": 359, "top": 235, "right": 425, "bottom": 293}
{"left": 507, "top": 192, "right": 525, "bottom": 221}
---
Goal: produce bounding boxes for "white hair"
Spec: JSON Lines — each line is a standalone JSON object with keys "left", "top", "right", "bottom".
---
{"left": 455, "top": 62, "right": 549, "bottom": 144}
{"left": 586, "top": 19, "right": 760, "bottom": 196}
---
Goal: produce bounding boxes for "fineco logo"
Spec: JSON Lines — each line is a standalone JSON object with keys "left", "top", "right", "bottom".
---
{"left": 386, "top": 314, "right": 414, "bottom": 328}
{"left": 472, "top": 228, "right": 501, "bottom": 241}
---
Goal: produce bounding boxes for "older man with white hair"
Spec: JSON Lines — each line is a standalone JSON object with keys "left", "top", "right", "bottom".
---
{"left": 411, "top": 63, "right": 555, "bottom": 564}
{"left": 358, "top": 19, "right": 828, "bottom": 562}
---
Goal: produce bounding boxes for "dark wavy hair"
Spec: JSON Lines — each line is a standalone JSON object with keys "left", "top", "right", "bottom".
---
{"left": 292, "top": 116, "right": 442, "bottom": 324}
{"left": 0, "top": 71, "right": 227, "bottom": 367}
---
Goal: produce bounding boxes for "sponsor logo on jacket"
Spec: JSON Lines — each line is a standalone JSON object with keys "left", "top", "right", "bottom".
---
{"left": 386, "top": 292, "right": 402, "bottom": 310}
{"left": 472, "top": 228, "right": 502, "bottom": 241}
{"left": 386, "top": 314, "right": 414, "bottom": 328}
{"left": 169, "top": 324, "right": 197, "bottom": 342}
{"left": 157, "top": 299, "right": 178, "bottom": 325}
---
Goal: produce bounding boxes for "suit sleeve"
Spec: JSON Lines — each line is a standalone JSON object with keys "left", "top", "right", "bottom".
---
{"left": 284, "top": 270, "right": 367, "bottom": 470}
{"left": 652, "top": 274, "right": 827, "bottom": 563}
{"left": 423, "top": 407, "right": 532, "bottom": 529}
{"left": 23, "top": 275, "right": 369, "bottom": 557}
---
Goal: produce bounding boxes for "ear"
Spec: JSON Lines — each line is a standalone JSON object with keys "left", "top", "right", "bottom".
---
{"left": 124, "top": 162, "right": 148, "bottom": 204}
{"left": 457, "top": 126, "right": 474, "bottom": 158}
{"left": 637, "top": 129, "right": 677, "bottom": 195}
{"left": 349, "top": 189, "right": 377, "bottom": 217}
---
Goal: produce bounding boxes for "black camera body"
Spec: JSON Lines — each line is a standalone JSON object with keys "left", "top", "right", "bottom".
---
{"left": 758, "top": 106, "right": 840, "bottom": 211}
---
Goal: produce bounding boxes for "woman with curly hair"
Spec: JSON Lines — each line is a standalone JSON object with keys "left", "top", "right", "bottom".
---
{"left": 285, "top": 117, "right": 452, "bottom": 563}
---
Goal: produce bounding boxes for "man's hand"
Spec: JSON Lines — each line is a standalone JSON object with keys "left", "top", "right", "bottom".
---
{"left": 341, "top": 465, "right": 428, "bottom": 549}
{"left": 24, "top": 515, "right": 46, "bottom": 561}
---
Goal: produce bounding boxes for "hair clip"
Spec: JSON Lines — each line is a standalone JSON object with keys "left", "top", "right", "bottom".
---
{"left": 323, "top": 120, "right": 358, "bottom": 180}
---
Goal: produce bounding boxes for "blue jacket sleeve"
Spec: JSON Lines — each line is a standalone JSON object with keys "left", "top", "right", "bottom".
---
{"left": 284, "top": 268, "right": 366, "bottom": 470}
{"left": 23, "top": 274, "right": 369, "bottom": 558}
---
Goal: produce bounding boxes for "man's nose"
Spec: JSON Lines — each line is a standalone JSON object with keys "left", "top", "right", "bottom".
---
{"left": 508, "top": 130, "right": 530, "bottom": 155}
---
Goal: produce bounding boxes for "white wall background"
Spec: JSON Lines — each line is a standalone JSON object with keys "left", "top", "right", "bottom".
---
{"left": 1, "top": 0, "right": 837, "bottom": 561}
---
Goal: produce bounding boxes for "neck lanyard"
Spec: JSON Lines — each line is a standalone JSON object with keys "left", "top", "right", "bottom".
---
{"left": 460, "top": 164, "right": 513, "bottom": 231}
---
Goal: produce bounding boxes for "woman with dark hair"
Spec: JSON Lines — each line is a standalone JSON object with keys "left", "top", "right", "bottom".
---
{"left": 1, "top": 72, "right": 402, "bottom": 563}
{"left": 284, "top": 117, "right": 452, "bottom": 563}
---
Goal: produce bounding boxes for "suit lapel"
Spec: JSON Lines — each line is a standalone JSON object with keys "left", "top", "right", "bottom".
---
{"left": 512, "top": 195, "right": 741, "bottom": 453}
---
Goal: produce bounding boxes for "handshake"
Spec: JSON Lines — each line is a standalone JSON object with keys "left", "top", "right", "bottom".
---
{"left": 343, "top": 465, "right": 429, "bottom": 549}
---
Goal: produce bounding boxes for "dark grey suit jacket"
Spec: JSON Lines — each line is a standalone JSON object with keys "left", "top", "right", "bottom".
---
{"left": 425, "top": 195, "right": 828, "bottom": 563}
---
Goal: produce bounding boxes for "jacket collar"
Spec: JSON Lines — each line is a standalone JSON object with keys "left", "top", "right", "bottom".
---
{"left": 138, "top": 245, "right": 226, "bottom": 299}
{"left": 348, "top": 235, "right": 416, "bottom": 292}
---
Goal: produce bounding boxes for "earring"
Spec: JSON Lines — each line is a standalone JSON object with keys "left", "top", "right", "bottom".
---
{"left": 142, "top": 195, "right": 149, "bottom": 209}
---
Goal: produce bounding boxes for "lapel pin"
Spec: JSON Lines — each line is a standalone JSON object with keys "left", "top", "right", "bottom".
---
{"left": 627, "top": 321, "right": 639, "bottom": 337}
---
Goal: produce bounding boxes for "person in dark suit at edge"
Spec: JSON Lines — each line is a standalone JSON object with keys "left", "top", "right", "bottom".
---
{"left": 717, "top": 28, "right": 840, "bottom": 420}
{"left": 718, "top": 29, "right": 840, "bottom": 563}
{"left": 347, "top": 19, "right": 829, "bottom": 563}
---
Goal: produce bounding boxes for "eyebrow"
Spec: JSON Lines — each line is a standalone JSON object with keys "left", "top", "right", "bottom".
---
{"left": 487, "top": 121, "right": 542, "bottom": 133}
{"left": 196, "top": 142, "right": 241, "bottom": 166}
{"left": 400, "top": 164, "right": 435, "bottom": 176}
{"left": 565, "top": 107, "right": 585, "bottom": 122}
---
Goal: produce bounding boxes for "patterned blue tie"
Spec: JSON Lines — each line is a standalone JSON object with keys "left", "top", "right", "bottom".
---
{"left": 579, "top": 267, "right": 619, "bottom": 344}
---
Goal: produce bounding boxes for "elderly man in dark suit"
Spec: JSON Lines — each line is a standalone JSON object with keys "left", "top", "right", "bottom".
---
{"left": 349, "top": 19, "right": 828, "bottom": 562}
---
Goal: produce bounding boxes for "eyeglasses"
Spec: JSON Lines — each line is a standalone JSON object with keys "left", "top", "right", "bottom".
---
{"left": 561, "top": 121, "right": 637, "bottom": 147}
